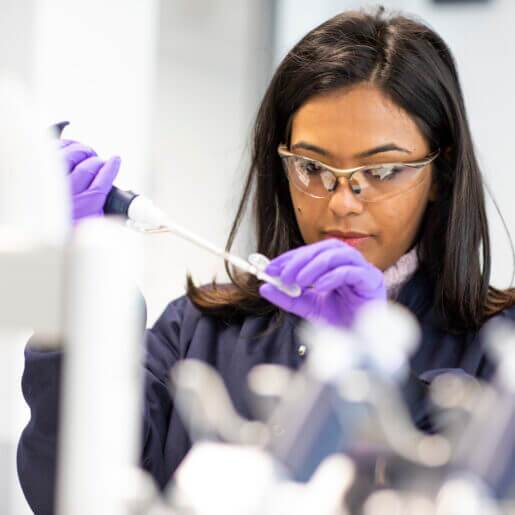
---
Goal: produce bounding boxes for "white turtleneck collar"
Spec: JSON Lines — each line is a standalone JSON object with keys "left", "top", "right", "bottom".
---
{"left": 383, "top": 246, "right": 419, "bottom": 300}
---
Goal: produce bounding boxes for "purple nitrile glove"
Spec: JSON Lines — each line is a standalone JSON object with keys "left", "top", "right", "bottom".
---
{"left": 58, "top": 140, "right": 121, "bottom": 223}
{"left": 259, "top": 238, "right": 386, "bottom": 328}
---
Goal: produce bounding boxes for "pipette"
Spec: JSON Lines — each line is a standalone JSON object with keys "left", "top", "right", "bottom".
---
{"left": 125, "top": 199, "right": 301, "bottom": 297}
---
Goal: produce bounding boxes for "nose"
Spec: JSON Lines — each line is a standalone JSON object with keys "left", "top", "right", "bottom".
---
{"left": 327, "top": 177, "right": 365, "bottom": 217}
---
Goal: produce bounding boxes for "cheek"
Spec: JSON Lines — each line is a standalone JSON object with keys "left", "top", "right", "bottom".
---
{"left": 372, "top": 184, "right": 431, "bottom": 269}
{"left": 290, "top": 187, "right": 324, "bottom": 244}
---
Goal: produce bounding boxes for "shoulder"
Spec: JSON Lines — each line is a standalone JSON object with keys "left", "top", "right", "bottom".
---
{"left": 478, "top": 302, "right": 515, "bottom": 360}
{"left": 146, "top": 289, "right": 261, "bottom": 356}
{"left": 477, "top": 303, "right": 515, "bottom": 343}
{"left": 143, "top": 294, "right": 205, "bottom": 381}
{"left": 485, "top": 303, "right": 515, "bottom": 323}
{"left": 147, "top": 294, "right": 203, "bottom": 350}
{"left": 150, "top": 286, "right": 250, "bottom": 336}
{"left": 411, "top": 302, "right": 515, "bottom": 386}
{"left": 146, "top": 289, "right": 300, "bottom": 363}
{"left": 153, "top": 294, "right": 201, "bottom": 328}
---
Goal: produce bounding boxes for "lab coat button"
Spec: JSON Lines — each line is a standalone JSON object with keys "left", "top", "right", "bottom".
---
{"left": 297, "top": 343, "right": 307, "bottom": 357}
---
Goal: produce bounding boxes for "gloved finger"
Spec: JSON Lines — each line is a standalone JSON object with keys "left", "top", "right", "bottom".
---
{"left": 89, "top": 156, "right": 121, "bottom": 193}
{"left": 295, "top": 246, "right": 371, "bottom": 287}
{"left": 259, "top": 283, "right": 298, "bottom": 312}
{"left": 278, "top": 241, "right": 367, "bottom": 286}
{"left": 265, "top": 239, "right": 343, "bottom": 276}
{"left": 72, "top": 190, "right": 106, "bottom": 221}
{"left": 70, "top": 156, "right": 105, "bottom": 194}
{"left": 59, "top": 142, "right": 98, "bottom": 172}
{"left": 266, "top": 238, "right": 367, "bottom": 279}
{"left": 314, "top": 265, "right": 385, "bottom": 295}
{"left": 259, "top": 283, "right": 320, "bottom": 319}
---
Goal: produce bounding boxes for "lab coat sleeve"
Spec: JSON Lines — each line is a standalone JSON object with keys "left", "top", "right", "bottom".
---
{"left": 139, "top": 296, "right": 186, "bottom": 489}
{"left": 17, "top": 345, "right": 63, "bottom": 515}
{"left": 17, "top": 295, "right": 189, "bottom": 515}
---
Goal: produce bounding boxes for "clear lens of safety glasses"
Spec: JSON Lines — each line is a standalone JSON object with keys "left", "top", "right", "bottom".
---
{"left": 278, "top": 145, "right": 440, "bottom": 203}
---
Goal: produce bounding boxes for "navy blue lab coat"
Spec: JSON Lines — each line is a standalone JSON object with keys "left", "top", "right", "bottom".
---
{"left": 16, "top": 267, "right": 515, "bottom": 515}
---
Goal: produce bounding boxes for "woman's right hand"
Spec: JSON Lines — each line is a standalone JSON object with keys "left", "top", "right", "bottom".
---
{"left": 58, "top": 139, "right": 121, "bottom": 223}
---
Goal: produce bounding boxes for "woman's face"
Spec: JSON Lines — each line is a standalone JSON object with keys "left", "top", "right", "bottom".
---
{"left": 288, "top": 83, "right": 437, "bottom": 271}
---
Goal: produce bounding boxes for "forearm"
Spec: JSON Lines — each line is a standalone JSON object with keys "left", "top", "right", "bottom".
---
{"left": 17, "top": 344, "right": 62, "bottom": 515}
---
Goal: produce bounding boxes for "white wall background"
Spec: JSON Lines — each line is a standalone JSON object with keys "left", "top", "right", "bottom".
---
{"left": 142, "top": 0, "right": 275, "bottom": 325}
{"left": 275, "top": 0, "right": 515, "bottom": 289}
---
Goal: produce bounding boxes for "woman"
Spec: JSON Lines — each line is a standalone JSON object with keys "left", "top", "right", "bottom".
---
{"left": 18, "top": 7, "right": 515, "bottom": 514}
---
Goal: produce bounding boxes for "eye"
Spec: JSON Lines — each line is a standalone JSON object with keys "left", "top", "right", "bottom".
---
{"left": 363, "top": 165, "right": 407, "bottom": 181}
{"left": 298, "top": 159, "right": 323, "bottom": 175}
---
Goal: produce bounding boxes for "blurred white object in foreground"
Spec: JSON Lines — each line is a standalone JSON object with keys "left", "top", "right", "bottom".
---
{"left": 56, "top": 218, "right": 145, "bottom": 515}
{"left": 0, "top": 75, "right": 70, "bottom": 246}
{"left": 170, "top": 441, "right": 353, "bottom": 515}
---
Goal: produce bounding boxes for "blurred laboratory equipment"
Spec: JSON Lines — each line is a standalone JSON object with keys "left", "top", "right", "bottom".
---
{"left": 161, "top": 301, "right": 515, "bottom": 515}
{"left": 0, "top": 76, "right": 149, "bottom": 515}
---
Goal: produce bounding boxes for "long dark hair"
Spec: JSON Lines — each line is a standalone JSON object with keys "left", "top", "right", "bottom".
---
{"left": 187, "top": 6, "right": 515, "bottom": 332}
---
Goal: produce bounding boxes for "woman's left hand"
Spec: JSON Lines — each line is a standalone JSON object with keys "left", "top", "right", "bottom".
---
{"left": 259, "top": 238, "right": 386, "bottom": 328}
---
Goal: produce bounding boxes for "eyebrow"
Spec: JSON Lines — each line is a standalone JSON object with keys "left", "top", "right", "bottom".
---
{"left": 290, "top": 141, "right": 412, "bottom": 159}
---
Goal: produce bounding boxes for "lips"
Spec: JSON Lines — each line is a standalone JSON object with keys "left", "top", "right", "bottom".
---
{"left": 323, "top": 230, "right": 372, "bottom": 248}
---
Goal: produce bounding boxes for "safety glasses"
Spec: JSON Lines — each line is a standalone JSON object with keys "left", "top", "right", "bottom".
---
{"left": 278, "top": 144, "right": 440, "bottom": 202}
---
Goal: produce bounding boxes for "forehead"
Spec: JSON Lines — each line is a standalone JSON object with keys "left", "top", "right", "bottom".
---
{"left": 290, "top": 84, "right": 429, "bottom": 157}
